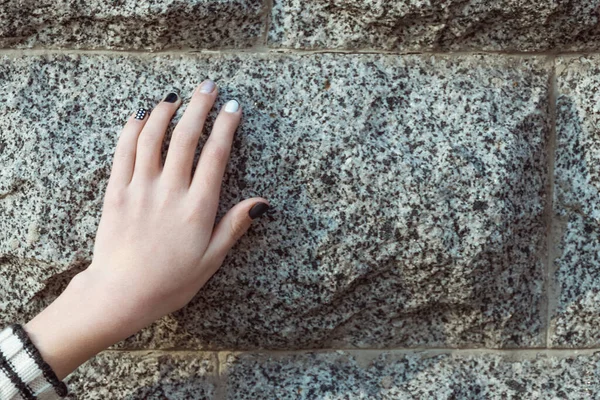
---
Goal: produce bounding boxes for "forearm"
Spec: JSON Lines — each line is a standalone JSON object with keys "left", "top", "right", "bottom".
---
{"left": 23, "top": 267, "right": 149, "bottom": 380}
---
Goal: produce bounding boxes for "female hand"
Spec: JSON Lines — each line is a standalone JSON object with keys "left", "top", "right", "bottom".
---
{"left": 24, "top": 80, "right": 270, "bottom": 380}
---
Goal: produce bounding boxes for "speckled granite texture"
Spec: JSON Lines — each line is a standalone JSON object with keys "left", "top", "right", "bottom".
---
{"left": 0, "top": 0, "right": 264, "bottom": 50}
{"left": 64, "top": 352, "right": 217, "bottom": 399}
{"left": 550, "top": 55, "right": 600, "bottom": 347}
{"left": 224, "top": 350, "right": 600, "bottom": 399}
{"left": 5, "top": 0, "right": 600, "bottom": 52}
{"left": 269, "top": 0, "right": 600, "bottom": 52}
{"left": 0, "top": 53, "right": 550, "bottom": 349}
{"left": 2, "top": 3, "right": 599, "bottom": 397}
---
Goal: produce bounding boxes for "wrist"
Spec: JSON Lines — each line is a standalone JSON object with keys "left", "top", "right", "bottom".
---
{"left": 67, "top": 267, "right": 153, "bottom": 336}
{"left": 23, "top": 267, "right": 147, "bottom": 380}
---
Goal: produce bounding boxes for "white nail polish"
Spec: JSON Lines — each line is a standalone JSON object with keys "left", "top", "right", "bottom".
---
{"left": 199, "top": 79, "right": 215, "bottom": 94}
{"left": 224, "top": 99, "right": 239, "bottom": 113}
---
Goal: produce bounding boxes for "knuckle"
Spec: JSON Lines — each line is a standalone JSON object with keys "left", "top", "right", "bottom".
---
{"left": 156, "top": 184, "right": 181, "bottom": 207}
{"left": 184, "top": 208, "right": 203, "bottom": 225}
{"left": 128, "top": 181, "right": 152, "bottom": 206}
{"left": 104, "top": 188, "right": 127, "bottom": 209}
{"left": 154, "top": 101, "right": 177, "bottom": 113}
{"left": 193, "top": 171, "right": 218, "bottom": 192}
{"left": 131, "top": 190, "right": 151, "bottom": 210}
{"left": 203, "top": 144, "right": 229, "bottom": 164}
{"left": 228, "top": 216, "right": 247, "bottom": 240}
{"left": 187, "top": 195, "right": 210, "bottom": 220}
{"left": 113, "top": 144, "right": 132, "bottom": 161}
{"left": 171, "top": 129, "right": 198, "bottom": 150}
{"left": 216, "top": 112, "right": 241, "bottom": 129}
{"left": 137, "top": 131, "right": 159, "bottom": 148}
{"left": 192, "top": 89, "right": 213, "bottom": 101}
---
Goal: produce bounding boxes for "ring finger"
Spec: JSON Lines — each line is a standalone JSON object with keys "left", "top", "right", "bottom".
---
{"left": 133, "top": 92, "right": 182, "bottom": 181}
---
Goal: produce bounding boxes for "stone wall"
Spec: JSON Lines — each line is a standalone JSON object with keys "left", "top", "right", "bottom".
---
{"left": 1, "top": 0, "right": 600, "bottom": 398}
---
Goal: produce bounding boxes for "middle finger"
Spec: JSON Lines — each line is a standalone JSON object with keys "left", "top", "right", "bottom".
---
{"left": 162, "top": 79, "right": 218, "bottom": 186}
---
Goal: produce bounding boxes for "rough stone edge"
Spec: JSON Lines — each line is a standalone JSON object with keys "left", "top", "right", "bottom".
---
{"left": 62, "top": 348, "right": 600, "bottom": 396}
{"left": 214, "top": 347, "right": 600, "bottom": 360}
{"left": 93, "top": 348, "right": 600, "bottom": 363}
{"left": 547, "top": 54, "right": 599, "bottom": 347}
{"left": 2, "top": 47, "right": 600, "bottom": 57}
{"left": 216, "top": 347, "right": 600, "bottom": 395}
{"left": 64, "top": 350, "right": 221, "bottom": 397}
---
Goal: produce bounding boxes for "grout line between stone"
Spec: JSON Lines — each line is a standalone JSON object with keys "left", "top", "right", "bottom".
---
{"left": 253, "top": 48, "right": 599, "bottom": 57}
{"left": 544, "top": 55, "right": 559, "bottom": 348}
{"left": 0, "top": 47, "right": 600, "bottom": 57}
{"left": 261, "top": 0, "right": 274, "bottom": 47}
{"left": 101, "top": 347, "right": 600, "bottom": 357}
{"left": 213, "top": 352, "right": 226, "bottom": 400}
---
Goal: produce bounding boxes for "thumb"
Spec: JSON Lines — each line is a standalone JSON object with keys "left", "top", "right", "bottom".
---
{"left": 200, "top": 197, "right": 270, "bottom": 275}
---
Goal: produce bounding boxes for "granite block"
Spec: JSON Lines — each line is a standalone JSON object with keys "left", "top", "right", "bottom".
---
{"left": 0, "top": 53, "right": 549, "bottom": 349}
{"left": 223, "top": 350, "right": 600, "bottom": 399}
{"left": 550, "top": 55, "right": 600, "bottom": 347}
{"left": 0, "top": 0, "right": 264, "bottom": 50}
{"left": 269, "top": 0, "right": 600, "bottom": 52}
{"left": 64, "top": 351, "right": 217, "bottom": 399}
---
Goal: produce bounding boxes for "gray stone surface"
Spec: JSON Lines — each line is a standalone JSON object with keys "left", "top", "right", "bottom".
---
{"left": 224, "top": 350, "right": 600, "bottom": 399}
{"left": 0, "top": 53, "right": 549, "bottom": 349}
{"left": 64, "top": 351, "right": 217, "bottom": 399}
{"left": 269, "top": 0, "right": 600, "bottom": 52}
{"left": 0, "top": 0, "right": 264, "bottom": 50}
{"left": 550, "top": 55, "right": 600, "bottom": 347}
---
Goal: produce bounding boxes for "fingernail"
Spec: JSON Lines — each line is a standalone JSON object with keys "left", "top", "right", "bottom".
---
{"left": 164, "top": 93, "right": 178, "bottom": 103}
{"left": 134, "top": 108, "right": 147, "bottom": 120}
{"left": 199, "top": 79, "right": 216, "bottom": 94}
{"left": 249, "top": 203, "right": 269, "bottom": 220}
{"left": 224, "top": 99, "right": 240, "bottom": 113}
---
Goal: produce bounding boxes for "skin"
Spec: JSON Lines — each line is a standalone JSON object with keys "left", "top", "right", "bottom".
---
{"left": 23, "top": 80, "right": 269, "bottom": 381}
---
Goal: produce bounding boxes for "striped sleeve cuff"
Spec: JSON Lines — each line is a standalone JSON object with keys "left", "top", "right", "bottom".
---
{"left": 0, "top": 324, "right": 68, "bottom": 399}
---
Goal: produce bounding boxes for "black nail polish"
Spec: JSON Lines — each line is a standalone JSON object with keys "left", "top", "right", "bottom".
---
{"left": 164, "top": 93, "right": 178, "bottom": 103}
{"left": 135, "top": 108, "right": 147, "bottom": 120}
{"left": 249, "top": 203, "right": 270, "bottom": 220}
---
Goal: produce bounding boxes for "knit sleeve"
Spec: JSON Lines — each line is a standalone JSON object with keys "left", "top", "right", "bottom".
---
{"left": 0, "top": 324, "right": 68, "bottom": 399}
